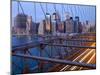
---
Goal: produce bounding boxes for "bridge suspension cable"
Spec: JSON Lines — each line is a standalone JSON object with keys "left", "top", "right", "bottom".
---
{"left": 53, "top": 3, "right": 57, "bottom": 12}
{"left": 17, "top": 1, "right": 25, "bottom": 14}
{"left": 40, "top": 2, "right": 46, "bottom": 19}
{"left": 34, "top": 2, "right": 36, "bottom": 22}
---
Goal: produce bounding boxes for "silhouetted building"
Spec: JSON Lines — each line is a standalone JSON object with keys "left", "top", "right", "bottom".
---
{"left": 38, "top": 20, "right": 44, "bottom": 35}
{"left": 64, "top": 15, "right": 74, "bottom": 33}
{"left": 78, "top": 22, "right": 82, "bottom": 33}
{"left": 74, "top": 16, "right": 79, "bottom": 33}
{"left": 86, "top": 21, "right": 96, "bottom": 32}
{"left": 82, "top": 20, "right": 91, "bottom": 33}
{"left": 51, "top": 12, "right": 61, "bottom": 35}
{"left": 57, "top": 22, "right": 65, "bottom": 33}
{"left": 70, "top": 17, "right": 74, "bottom": 32}
{"left": 14, "top": 13, "right": 27, "bottom": 34}
{"left": 26, "top": 16, "right": 33, "bottom": 34}
{"left": 51, "top": 13, "right": 56, "bottom": 35}
{"left": 35, "top": 22, "right": 40, "bottom": 34}
{"left": 82, "top": 22, "right": 86, "bottom": 33}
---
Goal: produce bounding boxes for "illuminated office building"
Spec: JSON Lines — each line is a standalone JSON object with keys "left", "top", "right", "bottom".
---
{"left": 44, "top": 13, "right": 52, "bottom": 34}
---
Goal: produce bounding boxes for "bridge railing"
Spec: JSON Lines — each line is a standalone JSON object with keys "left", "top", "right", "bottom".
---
{"left": 12, "top": 33, "right": 96, "bottom": 73}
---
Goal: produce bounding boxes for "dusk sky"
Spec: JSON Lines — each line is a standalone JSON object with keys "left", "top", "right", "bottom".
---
{"left": 12, "top": 1, "right": 96, "bottom": 25}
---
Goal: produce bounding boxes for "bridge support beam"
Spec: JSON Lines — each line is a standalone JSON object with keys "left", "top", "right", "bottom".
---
{"left": 12, "top": 53, "right": 96, "bottom": 69}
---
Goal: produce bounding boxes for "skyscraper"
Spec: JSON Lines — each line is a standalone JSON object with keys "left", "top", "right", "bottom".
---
{"left": 57, "top": 22, "right": 65, "bottom": 33}
{"left": 26, "top": 16, "right": 39, "bottom": 35}
{"left": 51, "top": 12, "right": 61, "bottom": 35}
{"left": 74, "top": 16, "right": 79, "bottom": 33}
{"left": 14, "top": 13, "right": 27, "bottom": 34}
{"left": 78, "top": 22, "right": 82, "bottom": 33}
{"left": 44, "top": 13, "right": 52, "bottom": 34}
{"left": 38, "top": 20, "right": 45, "bottom": 35}
{"left": 26, "top": 16, "right": 32, "bottom": 34}
{"left": 55, "top": 11, "right": 61, "bottom": 32}
{"left": 51, "top": 12, "right": 57, "bottom": 35}
{"left": 64, "top": 13, "right": 74, "bottom": 33}
{"left": 82, "top": 22, "right": 86, "bottom": 33}
{"left": 38, "top": 13, "right": 52, "bottom": 35}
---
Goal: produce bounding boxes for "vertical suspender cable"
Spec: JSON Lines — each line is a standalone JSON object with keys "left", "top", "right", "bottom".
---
{"left": 87, "top": 7, "right": 93, "bottom": 32}
{"left": 82, "top": 6, "right": 85, "bottom": 20}
{"left": 74, "top": 5, "right": 78, "bottom": 16}
{"left": 89, "top": 6, "right": 92, "bottom": 22}
{"left": 71, "top": 5, "right": 74, "bottom": 17}
{"left": 77, "top": 6, "right": 83, "bottom": 22}
{"left": 53, "top": 3, "right": 57, "bottom": 12}
{"left": 78, "top": 6, "right": 84, "bottom": 19}
{"left": 82, "top": 6, "right": 85, "bottom": 21}
{"left": 63, "top": 5, "right": 66, "bottom": 13}
{"left": 61, "top": 4, "right": 63, "bottom": 21}
{"left": 65, "top": 4, "right": 70, "bottom": 16}
{"left": 88, "top": 6, "right": 91, "bottom": 32}
{"left": 34, "top": 2, "right": 36, "bottom": 22}
{"left": 66, "top": 4, "right": 69, "bottom": 13}
{"left": 17, "top": 1, "right": 19, "bottom": 14}
{"left": 69, "top": 4, "right": 74, "bottom": 17}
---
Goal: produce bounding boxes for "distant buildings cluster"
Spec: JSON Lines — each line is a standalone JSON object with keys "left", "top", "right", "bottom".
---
{"left": 12, "top": 12, "right": 96, "bottom": 35}
{"left": 13, "top": 14, "right": 39, "bottom": 35}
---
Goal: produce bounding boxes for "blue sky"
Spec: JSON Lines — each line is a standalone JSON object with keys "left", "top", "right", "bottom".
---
{"left": 12, "top": 1, "right": 96, "bottom": 25}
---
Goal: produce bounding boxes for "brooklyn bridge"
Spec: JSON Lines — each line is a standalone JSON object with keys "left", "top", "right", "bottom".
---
{"left": 11, "top": 1, "right": 96, "bottom": 74}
